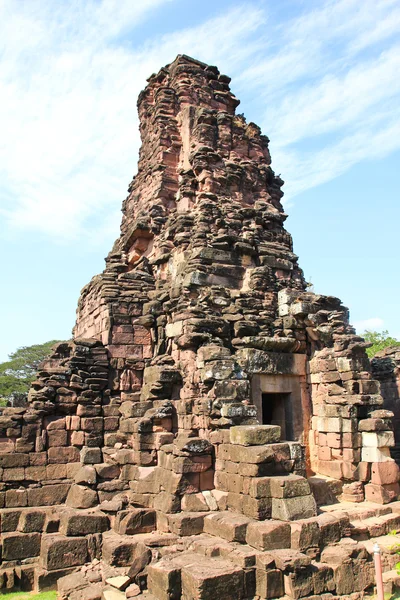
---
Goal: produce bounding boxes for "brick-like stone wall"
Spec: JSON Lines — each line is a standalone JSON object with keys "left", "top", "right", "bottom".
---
{"left": 1, "top": 54, "right": 399, "bottom": 597}
{"left": 372, "top": 346, "right": 400, "bottom": 462}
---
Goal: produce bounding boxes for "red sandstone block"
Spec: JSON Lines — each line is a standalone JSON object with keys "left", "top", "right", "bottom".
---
{"left": 66, "top": 416, "right": 80, "bottom": 430}
{"left": 47, "top": 430, "right": 68, "bottom": 447}
{"left": 27, "top": 483, "right": 70, "bottom": 506}
{"left": 40, "top": 534, "right": 88, "bottom": 570}
{"left": 45, "top": 417, "right": 66, "bottom": 430}
{"left": 0, "top": 453, "right": 29, "bottom": 468}
{"left": 318, "top": 460, "right": 343, "bottom": 479}
{"left": 342, "top": 462, "right": 357, "bottom": 481}
{"left": 355, "top": 462, "right": 371, "bottom": 482}
{"left": 29, "top": 452, "right": 47, "bottom": 466}
{"left": 326, "top": 433, "right": 341, "bottom": 449}
{"left": 3, "top": 467, "right": 25, "bottom": 481}
{"left": 2, "top": 532, "right": 41, "bottom": 560}
{"left": 112, "top": 332, "right": 135, "bottom": 344}
{"left": 107, "top": 345, "right": 142, "bottom": 359}
{"left": 371, "top": 461, "right": 400, "bottom": 485}
{"left": 25, "top": 466, "right": 47, "bottom": 481}
{"left": 48, "top": 446, "right": 80, "bottom": 463}
{"left": 342, "top": 448, "right": 361, "bottom": 462}
{"left": 81, "top": 417, "right": 103, "bottom": 432}
{"left": 71, "top": 431, "right": 85, "bottom": 446}
{"left": 6, "top": 489, "right": 27, "bottom": 507}
{"left": 133, "top": 326, "right": 151, "bottom": 345}
{"left": 342, "top": 433, "right": 362, "bottom": 448}
{"left": 199, "top": 469, "right": 214, "bottom": 491}
{"left": 318, "top": 447, "right": 332, "bottom": 461}
{"left": 46, "top": 464, "right": 67, "bottom": 479}
{"left": 246, "top": 520, "right": 291, "bottom": 551}
{"left": 365, "top": 483, "right": 400, "bottom": 504}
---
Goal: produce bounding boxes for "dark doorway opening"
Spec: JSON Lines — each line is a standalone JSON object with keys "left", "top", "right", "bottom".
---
{"left": 262, "top": 393, "right": 294, "bottom": 441}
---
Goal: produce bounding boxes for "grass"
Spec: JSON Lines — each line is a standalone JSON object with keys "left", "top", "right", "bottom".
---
{"left": 0, "top": 592, "right": 57, "bottom": 599}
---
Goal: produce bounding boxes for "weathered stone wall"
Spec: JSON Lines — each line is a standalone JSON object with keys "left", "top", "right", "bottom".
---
{"left": 372, "top": 345, "right": 400, "bottom": 462}
{"left": 1, "top": 54, "right": 399, "bottom": 597}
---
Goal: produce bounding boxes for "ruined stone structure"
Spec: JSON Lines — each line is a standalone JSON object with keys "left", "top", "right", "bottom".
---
{"left": 1, "top": 55, "right": 400, "bottom": 599}
{"left": 372, "top": 346, "right": 400, "bottom": 463}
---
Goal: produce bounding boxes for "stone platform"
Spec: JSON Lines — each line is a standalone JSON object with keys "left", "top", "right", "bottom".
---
{"left": 3, "top": 498, "right": 400, "bottom": 599}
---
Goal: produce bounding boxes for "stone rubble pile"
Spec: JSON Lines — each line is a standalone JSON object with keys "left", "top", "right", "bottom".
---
{"left": 1, "top": 54, "right": 400, "bottom": 598}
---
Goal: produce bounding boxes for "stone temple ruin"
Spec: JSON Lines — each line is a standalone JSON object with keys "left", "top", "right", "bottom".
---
{"left": 1, "top": 54, "right": 400, "bottom": 599}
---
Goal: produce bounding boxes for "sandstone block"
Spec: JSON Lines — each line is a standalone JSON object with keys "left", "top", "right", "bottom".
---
{"left": 284, "top": 568, "right": 314, "bottom": 599}
{"left": 66, "top": 484, "right": 98, "bottom": 509}
{"left": 5, "top": 488, "right": 28, "bottom": 507}
{"left": 272, "top": 494, "right": 317, "bottom": 521}
{"left": 27, "top": 483, "right": 70, "bottom": 507}
{"left": 18, "top": 509, "right": 46, "bottom": 533}
{"left": 246, "top": 520, "right": 291, "bottom": 550}
{"left": 172, "top": 455, "right": 212, "bottom": 474}
{"left": 269, "top": 474, "right": 311, "bottom": 498}
{"left": 40, "top": 534, "right": 88, "bottom": 570}
{"left": 362, "top": 431, "right": 395, "bottom": 448}
{"left": 371, "top": 461, "right": 400, "bottom": 485}
{"left": 168, "top": 512, "right": 205, "bottom": 536}
{"left": 181, "top": 493, "right": 210, "bottom": 512}
{"left": 262, "top": 548, "right": 311, "bottom": 572}
{"left": 74, "top": 465, "right": 97, "bottom": 485}
{"left": 102, "top": 533, "right": 142, "bottom": 567}
{"left": 204, "top": 511, "right": 252, "bottom": 542}
{"left": 365, "top": 482, "right": 400, "bottom": 504}
{"left": 219, "top": 442, "right": 290, "bottom": 464}
{"left": 290, "top": 518, "right": 320, "bottom": 551}
{"left": 316, "top": 513, "right": 348, "bottom": 545}
{"left": 181, "top": 554, "right": 244, "bottom": 600}
{"left": 48, "top": 446, "right": 80, "bottom": 463}
{"left": 230, "top": 425, "right": 281, "bottom": 446}
{"left": 114, "top": 508, "right": 156, "bottom": 535}
{"left": 0, "top": 453, "right": 29, "bottom": 468}
{"left": 312, "top": 561, "right": 335, "bottom": 594}
{"left": 147, "top": 556, "right": 182, "bottom": 600}
{"left": 35, "top": 566, "right": 78, "bottom": 592}
{"left": 255, "top": 568, "right": 283, "bottom": 600}
{"left": 1, "top": 531, "right": 41, "bottom": 560}
{"left": 242, "top": 495, "right": 272, "bottom": 520}
{"left": 81, "top": 447, "right": 102, "bottom": 464}
{"left": 361, "top": 447, "right": 392, "bottom": 462}
{"left": 127, "top": 541, "right": 152, "bottom": 580}
{"left": 1, "top": 508, "right": 22, "bottom": 531}
{"left": 59, "top": 510, "right": 109, "bottom": 536}
{"left": 153, "top": 491, "right": 181, "bottom": 513}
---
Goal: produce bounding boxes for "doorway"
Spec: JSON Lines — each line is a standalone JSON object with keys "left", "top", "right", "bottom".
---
{"left": 261, "top": 392, "right": 294, "bottom": 441}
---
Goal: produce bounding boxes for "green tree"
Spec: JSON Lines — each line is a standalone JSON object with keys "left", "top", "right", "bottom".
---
{"left": 363, "top": 330, "right": 400, "bottom": 358}
{"left": 0, "top": 340, "right": 61, "bottom": 406}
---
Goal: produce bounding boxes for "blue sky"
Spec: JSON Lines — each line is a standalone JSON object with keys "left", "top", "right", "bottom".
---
{"left": 1, "top": 0, "right": 399, "bottom": 361}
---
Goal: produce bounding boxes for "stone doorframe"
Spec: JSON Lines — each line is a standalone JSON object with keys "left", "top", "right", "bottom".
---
{"left": 237, "top": 349, "right": 311, "bottom": 447}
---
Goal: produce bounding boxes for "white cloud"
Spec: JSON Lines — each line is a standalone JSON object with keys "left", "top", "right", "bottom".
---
{"left": 0, "top": 0, "right": 399, "bottom": 239}
{"left": 354, "top": 318, "right": 385, "bottom": 333}
{"left": 0, "top": 2, "right": 266, "bottom": 241}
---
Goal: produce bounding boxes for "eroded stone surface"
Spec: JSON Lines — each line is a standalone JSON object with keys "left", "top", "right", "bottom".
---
{"left": 0, "top": 54, "right": 400, "bottom": 599}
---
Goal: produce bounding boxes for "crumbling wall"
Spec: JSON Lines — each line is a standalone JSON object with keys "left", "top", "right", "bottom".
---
{"left": 1, "top": 54, "right": 400, "bottom": 598}
{"left": 372, "top": 346, "right": 400, "bottom": 462}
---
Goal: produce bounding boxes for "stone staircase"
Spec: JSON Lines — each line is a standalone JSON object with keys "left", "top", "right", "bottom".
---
{"left": 49, "top": 500, "right": 400, "bottom": 599}
{"left": 2, "top": 424, "right": 400, "bottom": 598}
{"left": 2, "top": 494, "right": 400, "bottom": 598}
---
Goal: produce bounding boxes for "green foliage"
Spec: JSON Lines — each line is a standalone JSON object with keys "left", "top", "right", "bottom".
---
{"left": 363, "top": 330, "right": 400, "bottom": 358}
{"left": 0, "top": 340, "right": 60, "bottom": 405}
